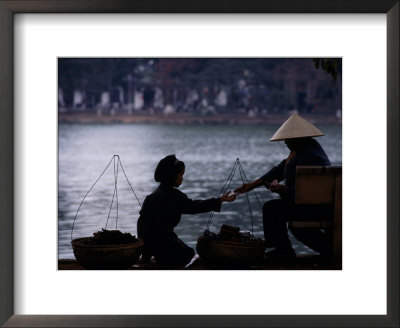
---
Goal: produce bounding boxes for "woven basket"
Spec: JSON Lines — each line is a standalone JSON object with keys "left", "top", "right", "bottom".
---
{"left": 71, "top": 237, "right": 144, "bottom": 270}
{"left": 196, "top": 236, "right": 265, "bottom": 268}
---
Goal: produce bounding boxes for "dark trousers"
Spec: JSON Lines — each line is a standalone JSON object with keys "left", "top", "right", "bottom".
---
{"left": 155, "top": 238, "right": 195, "bottom": 268}
{"left": 263, "top": 199, "right": 332, "bottom": 253}
{"left": 139, "top": 230, "right": 194, "bottom": 268}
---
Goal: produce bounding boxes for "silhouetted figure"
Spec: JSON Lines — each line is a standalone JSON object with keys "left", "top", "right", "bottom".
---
{"left": 137, "top": 155, "right": 236, "bottom": 268}
{"left": 235, "top": 115, "right": 331, "bottom": 258}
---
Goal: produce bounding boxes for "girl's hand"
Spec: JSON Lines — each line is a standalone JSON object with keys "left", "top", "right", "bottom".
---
{"left": 220, "top": 191, "right": 237, "bottom": 202}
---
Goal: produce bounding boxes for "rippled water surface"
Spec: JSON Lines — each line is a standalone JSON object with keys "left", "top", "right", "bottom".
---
{"left": 58, "top": 123, "right": 342, "bottom": 259}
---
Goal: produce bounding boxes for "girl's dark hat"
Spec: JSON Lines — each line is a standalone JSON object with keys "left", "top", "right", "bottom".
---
{"left": 154, "top": 155, "right": 183, "bottom": 185}
{"left": 270, "top": 114, "right": 324, "bottom": 141}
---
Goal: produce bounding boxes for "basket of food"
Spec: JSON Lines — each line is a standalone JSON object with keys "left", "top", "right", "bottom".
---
{"left": 72, "top": 229, "right": 143, "bottom": 270}
{"left": 70, "top": 155, "right": 143, "bottom": 270}
{"left": 197, "top": 225, "right": 265, "bottom": 268}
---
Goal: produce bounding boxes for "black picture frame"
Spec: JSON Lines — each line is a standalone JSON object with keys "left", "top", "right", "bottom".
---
{"left": 0, "top": 1, "right": 398, "bottom": 327}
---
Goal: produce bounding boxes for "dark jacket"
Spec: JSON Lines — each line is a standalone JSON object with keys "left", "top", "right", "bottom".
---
{"left": 260, "top": 138, "right": 331, "bottom": 202}
{"left": 137, "top": 184, "right": 221, "bottom": 265}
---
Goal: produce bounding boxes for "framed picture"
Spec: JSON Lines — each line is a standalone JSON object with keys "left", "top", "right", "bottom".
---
{"left": 57, "top": 57, "right": 343, "bottom": 272}
{"left": 0, "top": 1, "right": 398, "bottom": 327}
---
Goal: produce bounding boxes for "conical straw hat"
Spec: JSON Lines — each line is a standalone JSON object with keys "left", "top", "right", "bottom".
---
{"left": 270, "top": 114, "right": 324, "bottom": 141}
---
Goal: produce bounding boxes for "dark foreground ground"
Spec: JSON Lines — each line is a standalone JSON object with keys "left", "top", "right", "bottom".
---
{"left": 59, "top": 254, "right": 338, "bottom": 270}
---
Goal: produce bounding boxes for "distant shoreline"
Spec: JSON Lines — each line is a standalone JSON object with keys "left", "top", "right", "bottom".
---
{"left": 58, "top": 112, "right": 342, "bottom": 125}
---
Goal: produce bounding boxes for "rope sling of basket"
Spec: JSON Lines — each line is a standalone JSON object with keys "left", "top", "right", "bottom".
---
{"left": 206, "top": 158, "right": 263, "bottom": 234}
{"left": 71, "top": 155, "right": 142, "bottom": 241}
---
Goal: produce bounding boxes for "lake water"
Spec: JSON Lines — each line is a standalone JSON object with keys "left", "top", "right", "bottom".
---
{"left": 58, "top": 123, "right": 342, "bottom": 259}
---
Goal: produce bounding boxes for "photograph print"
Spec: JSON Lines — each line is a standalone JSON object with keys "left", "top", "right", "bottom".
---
{"left": 57, "top": 58, "right": 342, "bottom": 270}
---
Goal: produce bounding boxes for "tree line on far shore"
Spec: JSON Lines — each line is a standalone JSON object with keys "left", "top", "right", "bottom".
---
{"left": 58, "top": 58, "right": 342, "bottom": 116}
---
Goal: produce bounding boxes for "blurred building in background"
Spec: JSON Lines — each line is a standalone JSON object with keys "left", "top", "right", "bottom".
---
{"left": 58, "top": 58, "right": 342, "bottom": 118}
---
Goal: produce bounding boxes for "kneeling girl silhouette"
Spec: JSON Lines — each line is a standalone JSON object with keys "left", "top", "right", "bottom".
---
{"left": 137, "top": 154, "right": 236, "bottom": 268}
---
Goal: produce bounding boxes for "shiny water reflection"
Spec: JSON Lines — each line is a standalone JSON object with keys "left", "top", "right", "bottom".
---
{"left": 59, "top": 123, "right": 342, "bottom": 259}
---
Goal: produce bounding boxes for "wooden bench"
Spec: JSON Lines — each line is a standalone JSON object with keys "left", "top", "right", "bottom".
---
{"left": 292, "top": 166, "right": 342, "bottom": 269}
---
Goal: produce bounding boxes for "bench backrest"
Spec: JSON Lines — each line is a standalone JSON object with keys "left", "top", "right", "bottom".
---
{"left": 295, "top": 166, "right": 342, "bottom": 268}
{"left": 295, "top": 166, "right": 342, "bottom": 205}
